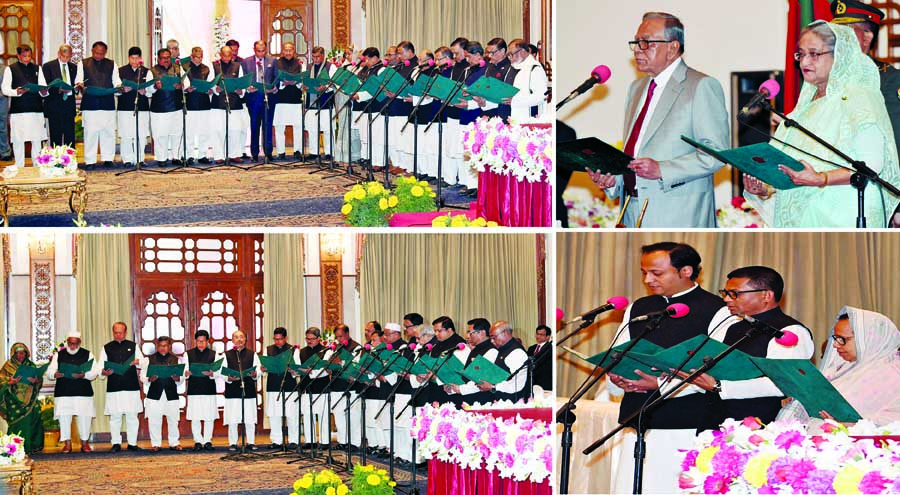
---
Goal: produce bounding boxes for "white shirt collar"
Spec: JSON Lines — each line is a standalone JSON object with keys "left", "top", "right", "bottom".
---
{"left": 650, "top": 57, "right": 682, "bottom": 90}
{"left": 664, "top": 282, "right": 699, "bottom": 302}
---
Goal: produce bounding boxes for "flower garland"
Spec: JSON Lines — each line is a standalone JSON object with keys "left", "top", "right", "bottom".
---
{"left": 679, "top": 417, "right": 900, "bottom": 494}
{"left": 0, "top": 434, "right": 26, "bottom": 466}
{"left": 717, "top": 197, "right": 764, "bottom": 228}
{"left": 409, "top": 402, "right": 553, "bottom": 484}
{"left": 342, "top": 178, "right": 437, "bottom": 227}
{"left": 34, "top": 145, "right": 77, "bottom": 177}
{"left": 462, "top": 116, "right": 553, "bottom": 184}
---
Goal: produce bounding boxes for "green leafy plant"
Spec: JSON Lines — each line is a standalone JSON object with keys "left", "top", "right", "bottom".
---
{"left": 39, "top": 396, "right": 59, "bottom": 431}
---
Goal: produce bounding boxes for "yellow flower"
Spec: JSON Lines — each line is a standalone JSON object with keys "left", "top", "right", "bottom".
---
{"left": 388, "top": 195, "right": 399, "bottom": 207}
{"left": 486, "top": 134, "right": 496, "bottom": 152}
{"left": 742, "top": 453, "right": 779, "bottom": 488}
{"left": 377, "top": 469, "right": 387, "bottom": 476}
{"left": 341, "top": 204, "right": 353, "bottom": 215}
{"left": 389, "top": 481, "right": 397, "bottom": 487}
{"left": 428, "top": 191, "right": 436, "bottom": 197}
{"left": 352, "top": 184, "right": 365, "bottom": 192}
{"left": 295, "top": 476, "right": 313, "bottom": 490}
{"left": 336, "top": 485, "right": 349, "bottom": 495}
{"left": 517, "top": 139, "right": 529, "bottom": 157}
{"left": 411, "top": 186, "right": 424, "bottom": 197}
{"left": 353, "top": 188, "right": 367, "bottom": 200}
{"left": 419, "top": 180, "right": 429, "bottom": 187}
{"left": 343, "top": 191, "right": 354, "bottom": 203}
{"left": 472, "top": 217, "right": 487, "bottom": 227}
{"left": 405, "top": 176, "right": 417, "bottom": 184}
{"left": 326, "top": 487, "right": 336, "bottom": 495}
{"left": 432, "top": 216, "right": 450, "bottom": 227}
{"left": 361, "top": 464, "right": 375, "bottom": 472}
{"left": 450, "top": 215, "right": 468, "bottom": 228}
{"left": 486, "top": 221, "right": 499, "bottom": 227}
{"left": 695, "top": 446, "right": 719, "bottom": 474}
{"left": 833, "top": 465, "right": 864, "bottom": 494}
{"left": 379, "top": 197, "right": 389, "bottom": 210}
{"left": 367, "top": 474, "right": 382, "bottom": 486}
{"left": 316, "top": 472, "right": 331, "bottom": 484}
{"left": 367, "top": 182, "right": 384, "bottom": 195}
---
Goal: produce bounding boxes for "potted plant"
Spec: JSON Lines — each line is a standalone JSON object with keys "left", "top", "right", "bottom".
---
{"left": 39, "top": 396, "right": 60, "bottom": 447}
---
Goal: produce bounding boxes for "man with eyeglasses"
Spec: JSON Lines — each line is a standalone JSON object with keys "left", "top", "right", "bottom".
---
{"left": 445, "top": 318, "right": 495, "bottom": 406}
{"left": 605, "top": 242, "right": 731, "bottom": 494}
{"left": 261, "top": 326, "right": 301, "bottom": 450}
{"left": 462, "top": 320, "right": 529, "bottom": 403}
{"left": 588, "top": 11, "right": 728, "bottom": 228}
{"left": 681, "top": 266, "right": 814, "bottom": 429}
{"left": 297, "top": 327, "right": 329, "bottom": 449}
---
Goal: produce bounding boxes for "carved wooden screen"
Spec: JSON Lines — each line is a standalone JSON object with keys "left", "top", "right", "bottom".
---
{"left": 130, "top": 234, "right": 265, "bottom": 424}
{"left": 0, "top": 1, "right": 42, "bottom": 66}
{"left": 261, "top": 0, "right": 313, "bottom": 58}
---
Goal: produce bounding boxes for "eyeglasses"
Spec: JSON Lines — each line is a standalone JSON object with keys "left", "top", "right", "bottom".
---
{"left": 486, "top": 49, "right": 497, "bottom": 56}
{"left": 508, "top": 48, "right": 524, "bottom": 58}
{"left": 832, "top": 334, "right": 854, "bottom": 346}
{"left": 793, "top": 51, "right": 833, "bottom": 62}
{"left": 628, "top": 39, "right": 672, "bottom": 51}
{"left": 718, "top": 288, "right": 768, "bottom": 299}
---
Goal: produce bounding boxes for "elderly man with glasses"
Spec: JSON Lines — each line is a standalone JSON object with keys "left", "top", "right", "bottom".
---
{"left": 587, "top": 11, "right": 729, "bottom": 228}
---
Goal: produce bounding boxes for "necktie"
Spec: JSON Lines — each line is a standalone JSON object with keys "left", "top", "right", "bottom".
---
{"left": 623, "top": 79, "right": 657, "bottom": 196}
{"left": 62, "top": 63, "right": 69, "bottom": 84}
{"left": 257, "top": 59, "right": 263, "bottom": 83}
{"left": 535, "top": 344, "right": 542, "bottom": 354}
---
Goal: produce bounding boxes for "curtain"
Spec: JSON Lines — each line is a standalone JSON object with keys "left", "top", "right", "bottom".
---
{"left": 360, "top": 234, "right": 541, "bottom": 347}
{"left": 107, "top": 0, "right": 150, "bottom": 68}
{"left": 367, "top": 0, "right": 524, "bottom": 55}
{"left": 76, "top": 234, "right": 133, "bottom": 433}
{"left": 263, "top": 233, "right": 307, "bottom": 345}
{"left": 556, "top": 232, "right": 900, "bottom": 398}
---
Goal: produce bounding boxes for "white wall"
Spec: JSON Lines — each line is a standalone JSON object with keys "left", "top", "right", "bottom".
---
{"left": 558, "top": 0, "right": 788, "bottom": 204}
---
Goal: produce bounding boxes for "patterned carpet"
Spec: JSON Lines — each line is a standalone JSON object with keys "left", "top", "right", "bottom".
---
{"left": 2, "top": 152, "right": 471, "bottom": 227}
{"left": 30, "top": 446, "right": 425, "bottom": 495}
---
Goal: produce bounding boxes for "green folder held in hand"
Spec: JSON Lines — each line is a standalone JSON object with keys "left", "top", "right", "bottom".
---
{"left": 409, "top": 354, "right": 438, "bottom": 375}
{"left": 146, "top": 363, "right": 185, "bottom": 378}
{"left": 46, "top": 78, "right": 74, "bottom": 100}
{"left": 435, "top": 354, "right": 466, "bottom": 385}
{"left": 326, "top": 348, "right": 355, "bottom": 372}
{"left": 381, "top": 69, "right": 410, "bottom": 97}
{"left": 750, "top": 357, "right": 862, "bottom": 422}
{"left": 461, "top": 355, "right": 509, "bottom": 386}
{"left": 464, "top": 77, "right": 519, "bottom": 104}
{"left": 220, "top": 73, "right": 252, "bottom": 93}
{"left": 221, "top": 365, "right": 256, "bottom": 379}
{"left": 359, "top": 71, "right": 386, "bottom": 96}
{"left": 58, "top": 359, "right": 94, "bottom": 379}
{"left": 582, "top": 339, "right": 666, "bottom": 380}
{"left": 681, "top": 136, "right": 806, "bottom": 190}
{"left": 20, "top": 83, "right": 48, "bottom": 93}
{"left": 84, "top": 85, "right": 120, "bottom": 96}
{"left": 191, "top": 74, "right": 221, "bottom": 94}
{"left": 341, "top": 362, "right": 373, "bottom": 384}
{"left": 277, "top": 70, "right": 304, "bottom": 84}
{"left": 189, "top": 358, "right": 223, "bottom": 375}
{"left": 13, "top": 362, "right": 49, "bottom": 381}
{"left": 154, "top": 75, "right": 184, "bottom": 91}
{"left": 407, "top": 75, "right": 434, "bottom": 98}
{"left": 427, "top": 75, "right": 471, "bottom": 105}
{"left": 634, "top": 335, "right": 761, "bottom": 382}
{"left": 557, "top": 137, "right": 635, "bottom": 175}
{"left": 385, "top": 354, "right": 412, "bottom": 374}
{"left": 291, "top": 353, "right": 328, "bottom": 374}
{"left": 260, "top": 351, "right": 294, "bottom": 374}
{"left": 337, "top": 73, "right": 363, "bottom": 94}
{"left": 120, "top": 79, "right": 155, "bottom": 91}
{"left": 103, "top": 355, "right": 135, "bottom": 376}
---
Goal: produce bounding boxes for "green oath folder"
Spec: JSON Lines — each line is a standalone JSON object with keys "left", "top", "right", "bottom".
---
{"left": 460, "top": 355, "right": 509, "bottom": 385}
{"left": 84, "top": 85, "right": 120, "bottom": 96}
{"left": 103, "top": 355, "right": 135, "bottom": 375}
{"left": 636, "top": 335, "right": 762, "bottom": 382}
{"left": 409, "top": 354, "right": 438, "bottom": 375}
{"left": 681, "top": 136, "right": 805, "bottom": 190}
{"left": 260, "top": 351, "right": 294, "bottom": 374}
{"left": 189, "top": 358, "right": 223, "bottom": 375}
{"left": 20, "top": 83, "right": 48, "bottom": 92}
{"left": 290, "top": 354, "right": 327, "bottom": 374}
{"left": 750, "top": 357, "right": 862, "bottom": 423}
{"left": 154, "top": 75, "right": 184, "bottom": 91}
{"left": 58, "top": 359, "right": 94, "bottom": 378}
{"left": 146, "top": 363, "right": 185, "bottom": 378}
{"left": 219, "top": 73, "right": 252, "bottom": 93}
{"left": 359, "top": 71, "right": 386, "bottom": 96}
{"left": 326, "top": 349, "right": 355, "bottom": 372}
{"left": 434, "top": 354, "right": 466, "bottom": 385}
{"left": 13, "top": 363, "right": 49, "bottom": 380}
{"left": 557, "top": 137, "right": 635, "bottom": 175}
{"left": 583, "top": 339, "right": 666, "bottom": 380}
{"left": 46, "top": 78, "right": 74, "bottom": 100}
{"left": 340, "top": 362, "right": 374, "bottom": 385}
{"left": 337, "top": 72, "right": 363, "bottom": 94}
{"left": 190, "top": 75, "right": 221, "bottom": 93}
{"left": 120, "top": 79, "right": 155, "bottom": 91}
{"left": 358, "top": 353, "right": 385, "bottom": 375}
{"left": 407, "top": 75, "right": 434, "bottom": 98}
{"left": 380, "top": 68, "right": 411, "bottom": 96}
{"left": 427, "top": 75, "right": 471, "bottom": 105}
{"left": 464, "top": 77, "right": 519, "bottom": 104}
{"left": 302, "top": 73, "right": 328, "bottom": 93}
{"left": 384, "top": 354, "right": 412, "bottom": 374}
{"left": 221, "top": 365, "right": 256, "bottom": 379}
{"left": 251, "top": 81, "right": 276, "bottom": 92}
{"left": 277, "top": 70, "right": 304, "bottom": 84}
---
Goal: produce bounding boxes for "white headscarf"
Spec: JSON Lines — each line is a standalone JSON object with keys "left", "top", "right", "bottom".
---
{"left": 820, "top": 306, "right": 900, "bottom": 424}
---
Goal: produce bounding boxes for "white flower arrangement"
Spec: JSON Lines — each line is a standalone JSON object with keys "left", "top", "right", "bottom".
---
{"left": 0, "top": 434, "right": 26, "bottom": 466}
{"left": 462, "top": 116, "right": 553, "bottom": 184}
{"left": 34, "top": 145, "right": 77, "bottom": 177}
{"left": 717, "top": 197, "right": 764, "bottom": 228}
{"left": 562, "top": 187, "right": 619, "bottom": 228}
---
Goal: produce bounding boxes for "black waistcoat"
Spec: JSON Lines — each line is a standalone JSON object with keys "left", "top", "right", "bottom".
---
{"left": 329, "top": 339, "right": 360, "bottom": 392}
{"left": 460, "top": 339, "right": 495, "bottom": 405}
{"left": 186, "top": 347, "right": 217, "bottom": 396}
{"left": 212, "top": 60, "right": 243, "bottom": 110}
{"left": 117, "top": 65, "right": 150, "bottom": 111}
{"left": 277, "top": 57, "right": 303, "bottom": 104}
{"left": 494, "top": 338, "right": 528, "bottom": 401}
{"left": 150, "top": 64, "right": 184, "bottom": 112}
{"left": 483, "top": 59, "right": 519, "bottom": 120}
{"left": 298, "top": 344, "right": 328, "bottom": 394}
{"left": 104, "top": 340, "right": 140, "bottom": 392}
{"left": 619, "top": 287, "right": 725, "bottom": 430}
{"left": 224, "top": 347, "right": 255, "bottom": 399}
{"left": 54, "top": 348, "right": 93, "bottom": 397}
{"left": 306, "top": 62, "right": 334, "bottom": 110}
{"left": 81, "top": 58, "right": 116, "bottom": 111}
{"left": 265, "top": 343, "right": 295, "bottom": 393}
{"left": 186, "top": 63, "right": 212, "bottom": 111}
{"left": 8, "top": 62, "right": 42, "bottom": 114}
{"left": 146, "top": 352, "right": 179, "bottom": 401}
{"left": 388, "top": 56, "right": 418, "bottom": 116}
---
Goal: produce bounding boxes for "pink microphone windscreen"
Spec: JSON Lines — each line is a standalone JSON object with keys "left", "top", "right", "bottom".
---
{"left": 667, "top": 303, "right": 690, "bottom": 318}
{"left": 759, "top": 79, "right": 780, "bottom": 99}
{"left": 386, "top": 344, "right": 393, "bottom": 350}
{"left": 607, "top": 296, "right": 630, "bottom": 311}
{"left": 556, "top": 308, "right": 565, "bottom": 321}
{"left": 775, "top": 331, "right": 799, "bottom": 347}
{"left": 457, "top": 343, "right": 467, "bottom": 350}
{"left": 591, "top": 65, "right": 612, "bottom": 84}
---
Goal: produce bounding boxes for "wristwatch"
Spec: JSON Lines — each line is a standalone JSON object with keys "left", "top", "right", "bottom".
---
{"left": 711, "top": 379, "right": 722, "bottom": 394}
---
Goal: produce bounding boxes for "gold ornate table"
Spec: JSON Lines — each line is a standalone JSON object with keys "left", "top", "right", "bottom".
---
{"left": 0, "top": 458, "right": 34, "bottom": 495}
{"left": 0, "top": 168, "right": 87, "bottom": 226}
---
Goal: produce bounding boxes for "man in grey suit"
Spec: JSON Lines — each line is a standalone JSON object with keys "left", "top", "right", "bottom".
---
{"left": 590, "top": 12, "right": 729, "bottom": 228}
{"left": 242, "top": 40, "right": 278, "bottom": 162}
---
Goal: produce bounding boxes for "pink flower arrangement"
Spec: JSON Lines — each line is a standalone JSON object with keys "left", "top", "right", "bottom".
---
{"left": 717, "top": 196, "right": 763, "bottom": 228}
{"left": 35, "top": 145, "right": 78, "bottom": 177}
{"left": 409, "top": 402, "right": 553, "bottom": 483}
{"left": 462, "top": 116, "right": 552, "bottom": 184}
{"left": 679, "top": 418, "right": 900, "bottom": 494}
{"left": 0, "top": 434, "right": 26, "bottom": 466}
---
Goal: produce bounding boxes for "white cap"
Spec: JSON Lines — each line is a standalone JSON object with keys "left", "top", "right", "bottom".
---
{"left": 385, "top": 322, "right": 402, "bottom": 333}
{"left": 66, "top": 330, "right": 82, "bottom": 340}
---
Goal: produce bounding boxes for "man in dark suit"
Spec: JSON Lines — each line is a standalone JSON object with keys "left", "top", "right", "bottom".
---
{"left": 527, "top": 325, "right": 553, "bottom": 391}
{"left": 42, "top": 44, "right": 77, "bottom": 147}
{"left": 242, "top": 40, "right": 277, "bottom": 162}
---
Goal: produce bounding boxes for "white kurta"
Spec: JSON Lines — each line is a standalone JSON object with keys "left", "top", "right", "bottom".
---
{"left": 509, "top": 56, "right": 548, "bottom": 121}
{"left": 100, "top": 346, "right": 144, "bottom": 415}
{"left": 1, "top": 65, "right": 48, "bottom": 143}
{"left": 220, "top": 350, "right": 260, "bottom": 425}
{"left": 184, "top": 351, "right": 223, "bottom": 421}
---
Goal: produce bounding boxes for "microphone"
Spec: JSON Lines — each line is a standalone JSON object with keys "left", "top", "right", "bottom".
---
{"left": 631, "top": 303, "right": 690, "bottom": 322}
{"left": 556, "top": 308, "right": 565, "bottom": 322}
{"left": 417, "top": 59, "right": 436, "bottom": 69}
{"left": 441, "top": 343, "right": 467, "bottom": 356}
{"left": 740, "top": 79, "right": 780, "bottom": 117}
{"left": 557, "top": 65, "right": 611, "bottom": 110}
{"left": 564, "top": 296, "right": 629, "bottom": 324}
{"left": 739, "top": 314, "right": 799, "bottom": 346}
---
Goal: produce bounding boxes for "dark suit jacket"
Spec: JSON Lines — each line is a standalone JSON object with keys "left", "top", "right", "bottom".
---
{"left": 527, "top": 341, "right": 552, "bottom": 390}
{"left": 42, "top": 59, "right": 78, "bottom": 117}
{"left": 242, "top": 55, "right": 278, "bottom": 107}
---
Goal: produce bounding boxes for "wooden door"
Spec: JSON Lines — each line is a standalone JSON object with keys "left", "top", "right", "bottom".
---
{"left": 0, "top": 1, "right": 42, "bottom": 66}
{"left": 261, "top": 0, "right": 314, "bottom": 59}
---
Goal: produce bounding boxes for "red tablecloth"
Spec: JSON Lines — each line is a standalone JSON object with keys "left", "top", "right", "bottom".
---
{"left": 426, "top": 407, "right": 552, "bottom": 495}
{"left": 476, "top": 171, "right": 551, "bottom": 227}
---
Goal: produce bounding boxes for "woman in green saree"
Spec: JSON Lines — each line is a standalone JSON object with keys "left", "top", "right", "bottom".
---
{"left": 0, "top": 343, "right": 44, "bottom": 453}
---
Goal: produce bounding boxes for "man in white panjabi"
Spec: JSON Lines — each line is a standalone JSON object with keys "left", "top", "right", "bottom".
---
{"left": 46, "top": 331, "right": 100, "bottom": 453}
{"left": 0, "top": 44, "right": 48, "bottom": 169}
{"left": 99, "top": 321, "right": 144, "bottom": 452}
{"left": 221, "top": 330, "right": 260, "bottom": 450}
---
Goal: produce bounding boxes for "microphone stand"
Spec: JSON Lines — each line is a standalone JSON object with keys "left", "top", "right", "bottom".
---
{"left": 396, "top": 349, "right": 458, "bottom": 419}
{"left": 403, "top": 70, "right": 441, "bottom": 180}
{"left": 117, "top": 75, "right": 164, "bottom": 176}
{"left": 208, "top": 76, "right": 252, "bottom": 171}
{"left": 356, "top": 69, "right": 400, "bottom": 182}
{"left": 309, "top": 344, "right": 354, "bottom": 472}
{"left": 308, "top": 68, "right": 350, "bottom": 178}
{"left": 222, "top": 347, "right": 264, "bottom": 461}
{"left": 163, "top": 61, "right": 204, "bottom": 174}
{"left": 327, "top": 350, "right": 364, "bottom": 472}
{"left": 580, "top": 324, "right": 770, "bottom": 494}
{"left": 761, "top": 100, "right": 900, "bottom": 227}
{"left": 374, "top": 73, "right": 416, "bottom": 189}
{"left": 424, "top": 77, "right": 468, "bottom": 210}
{"left": 332, "top": 67, "right": 369, "bottom": 179}
{"left": 286, "top": 350, "right": 328, "bottom": 466}
{"left": 376, "top": 350, "right": 426, "bottom": 495}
